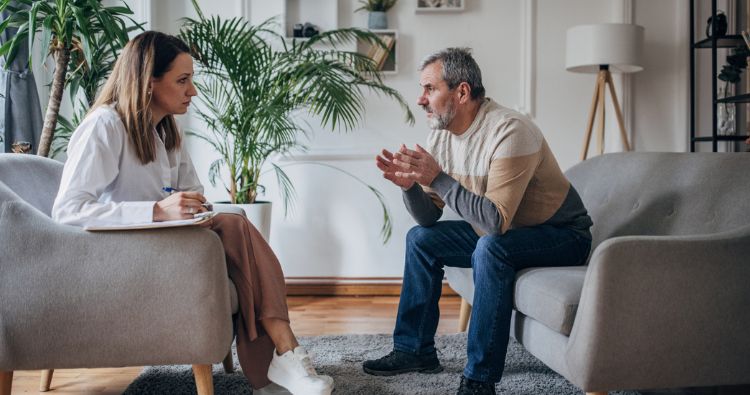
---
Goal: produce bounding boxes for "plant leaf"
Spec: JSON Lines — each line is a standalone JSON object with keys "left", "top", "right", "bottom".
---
{"left": 180, "top": 8, "right": 409, "bottom": 240}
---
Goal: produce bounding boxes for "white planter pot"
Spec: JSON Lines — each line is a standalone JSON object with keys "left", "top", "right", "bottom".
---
{"left": 236, "top": 201, "right": 272, "bottom": 242}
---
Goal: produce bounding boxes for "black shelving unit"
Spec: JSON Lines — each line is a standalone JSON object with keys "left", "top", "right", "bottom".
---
{"left": 693, "top": 35, "right": 745, "bottom": 48}
{"left": 690, "top": 0, "right": 750, "bottom": 151}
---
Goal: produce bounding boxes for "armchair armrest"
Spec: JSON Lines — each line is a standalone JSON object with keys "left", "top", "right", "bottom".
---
{"left": 0, "top": 200, "right": 234, "bottom": 371}
{"left": 565, "top": 225, "right": 750, "bottom": 391}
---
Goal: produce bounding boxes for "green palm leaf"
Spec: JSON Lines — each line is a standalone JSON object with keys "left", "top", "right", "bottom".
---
{"left": 180, "top": 0, "right": 415, "bottom": 242}
{"left": 0, "top": 0, "right": 141, "bottom": 157}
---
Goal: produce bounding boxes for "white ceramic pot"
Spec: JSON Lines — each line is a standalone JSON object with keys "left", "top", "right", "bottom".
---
{"left": 235, "top": 201, "right": 272, "bottom": 242}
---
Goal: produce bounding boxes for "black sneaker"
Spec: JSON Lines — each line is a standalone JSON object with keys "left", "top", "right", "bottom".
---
{"left": 456, "top": 375, "right": 496, "bottom": 395}
{"left": 362, "top": 349, "right": 443, "bottom": 376}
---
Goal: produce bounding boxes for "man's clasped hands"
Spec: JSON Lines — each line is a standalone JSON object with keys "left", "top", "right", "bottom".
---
{"left": 376, "top": 144, "right": 443, "bottom": 190}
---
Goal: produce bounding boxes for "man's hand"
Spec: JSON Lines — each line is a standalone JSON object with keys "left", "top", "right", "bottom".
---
{"left": 376, "top": 148, "right": 416, "bottom": 190}
{"left": 392, "top": 144, "right": 442, "bottom": 187}
{"left": 153, "top": 191, "right": 208, "bottom": 221}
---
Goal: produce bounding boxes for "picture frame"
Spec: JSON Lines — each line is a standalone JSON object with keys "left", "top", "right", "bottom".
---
{"left": 416, "top": 0, "right": 464, "bottom": 13}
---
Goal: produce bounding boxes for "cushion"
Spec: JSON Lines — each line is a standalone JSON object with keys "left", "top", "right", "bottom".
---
{"left": 513, "top": 266, "right": 587, "bottom": 336}
{"left": 565, "top": 152, "right": 750, "bottom": 251}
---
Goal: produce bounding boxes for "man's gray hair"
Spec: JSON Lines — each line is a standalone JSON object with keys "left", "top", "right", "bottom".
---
{"left": 419, "top": 47, "right": 485, "bottom": 100}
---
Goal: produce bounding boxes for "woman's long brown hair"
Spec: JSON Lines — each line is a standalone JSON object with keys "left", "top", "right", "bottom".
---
{"left": 91, "top": 31, "right": 190, "bottom": 164}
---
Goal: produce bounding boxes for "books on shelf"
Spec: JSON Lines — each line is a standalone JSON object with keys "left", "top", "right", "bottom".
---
{"left": 367, "top": 34, "right": 395, "bottom": 71}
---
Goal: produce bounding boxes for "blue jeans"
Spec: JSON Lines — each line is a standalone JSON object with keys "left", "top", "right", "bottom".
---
{"left": 393, "top": 220, "right": 591, "bottom": 383}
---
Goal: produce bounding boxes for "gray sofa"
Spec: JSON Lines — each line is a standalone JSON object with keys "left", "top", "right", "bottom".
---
{"left": 0, "top": 153, "right": 240, "bottom": 395}
{"left": 445, "top": 152, "right": 750, "bottom": 395}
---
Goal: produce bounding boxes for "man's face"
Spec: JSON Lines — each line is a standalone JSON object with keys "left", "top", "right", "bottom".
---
{"left": 417, "top": 62, "right": 457, "bottom": 130}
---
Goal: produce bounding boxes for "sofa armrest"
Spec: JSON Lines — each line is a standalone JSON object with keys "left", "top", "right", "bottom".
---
{"left": 565, "top": 225, "right": 750, "bottom": 391}
{"left": 0, "top": 201, "right": 234, "bottom": 371}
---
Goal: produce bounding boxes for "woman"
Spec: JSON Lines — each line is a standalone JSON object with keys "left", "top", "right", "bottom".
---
{"left": 52, "top": 31, "right": 333, "bottom": 395}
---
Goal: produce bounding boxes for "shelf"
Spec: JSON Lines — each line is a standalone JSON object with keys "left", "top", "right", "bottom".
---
{"left": 716, "top": 93, "right": 750, "bottom": 103}
{"left": 689, "top": 0, "right": 750, "bottom": 152}
{"left": 356, "top": 29, "right": 398, "bottom": 75}
{"left": 693, "top": 35, "right": 746, "bottom": 48}
{"left": 692, "top": 135, "right": 749, "bottom": 142}
{"left": 284, "top": 0, "right": 337, "bottom": 39}
{"left": 248, "top": 1, "right": 339, "bottom": 40}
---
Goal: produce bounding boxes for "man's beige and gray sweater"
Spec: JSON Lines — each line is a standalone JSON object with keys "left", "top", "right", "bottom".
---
{"left": 404, "top": 98, "right": 592, "bottom": 238}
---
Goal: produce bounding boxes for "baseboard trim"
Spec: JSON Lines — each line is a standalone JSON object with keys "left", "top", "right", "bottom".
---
{"left": 285, "top": 281, "right": 459, "bottom": 297}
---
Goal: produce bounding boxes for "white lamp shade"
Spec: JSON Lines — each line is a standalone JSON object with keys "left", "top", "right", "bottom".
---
{"left": 566, "top": 23, "right": 645, "bottom": 74}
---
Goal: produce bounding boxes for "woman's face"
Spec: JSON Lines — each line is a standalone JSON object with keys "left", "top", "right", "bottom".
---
{"left": 150, "top": 52, "right": 197, "bottom": 118}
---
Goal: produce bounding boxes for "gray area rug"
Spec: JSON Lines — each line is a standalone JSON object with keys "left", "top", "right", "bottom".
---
{"left": 122, "top": 333, "right": 717, "bottom": 395}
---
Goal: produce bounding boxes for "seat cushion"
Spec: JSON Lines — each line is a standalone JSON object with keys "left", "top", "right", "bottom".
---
{"left": 513, "top": 266, "right": 587, "bottom": 336}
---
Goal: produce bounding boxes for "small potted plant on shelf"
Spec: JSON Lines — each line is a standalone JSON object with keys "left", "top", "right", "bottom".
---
{"left": 356, "top": 0, "right": 398, "bottom": 29}
{"left": 180, "top": 0, "right": 414, "bottom": 242}
{"left": 718, "top": 44, "right": 750, "bottom": 90}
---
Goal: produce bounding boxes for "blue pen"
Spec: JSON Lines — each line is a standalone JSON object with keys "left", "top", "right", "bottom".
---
{"left": 162, "top": 187, "right": 179, "bottom": 194}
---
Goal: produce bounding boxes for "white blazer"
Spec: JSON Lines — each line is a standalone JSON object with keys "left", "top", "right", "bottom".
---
{"left": 52, "top": 105, "right": 203, "bottom": 226}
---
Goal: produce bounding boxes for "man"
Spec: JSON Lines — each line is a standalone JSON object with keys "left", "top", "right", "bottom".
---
{"left": 364, "top": 48, "right": 593, "bottom": 395}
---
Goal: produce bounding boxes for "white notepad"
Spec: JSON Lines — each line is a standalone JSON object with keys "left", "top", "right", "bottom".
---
{"left": 84, "top": 211, "right": 216, "bottom": 231}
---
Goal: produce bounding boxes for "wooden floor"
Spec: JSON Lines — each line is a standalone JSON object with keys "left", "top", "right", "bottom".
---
{"left": 8, "top": 296, "right": 461, "bottom": 394}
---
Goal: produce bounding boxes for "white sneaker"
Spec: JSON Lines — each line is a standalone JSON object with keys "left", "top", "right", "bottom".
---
{"left": 267, "top": 346, "right": 334, "bottom": 395}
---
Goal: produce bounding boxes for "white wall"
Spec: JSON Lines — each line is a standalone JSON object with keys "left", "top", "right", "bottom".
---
{"left": 633, "top": 0, "right": 689, "bottom": 153}
{"left": 534, "top": 0, "right": 614, "bottom": 170}
{"left": 35, "top": 0, "right": 688, "bottom": 281}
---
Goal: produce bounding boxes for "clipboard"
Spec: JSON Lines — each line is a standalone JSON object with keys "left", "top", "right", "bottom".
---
{"left": 84, "top": 211, "right": 216, "bottom": 231}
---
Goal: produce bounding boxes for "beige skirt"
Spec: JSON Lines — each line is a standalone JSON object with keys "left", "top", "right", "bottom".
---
{"left": 205, "top": 213, "right": 290, "bottom": 389}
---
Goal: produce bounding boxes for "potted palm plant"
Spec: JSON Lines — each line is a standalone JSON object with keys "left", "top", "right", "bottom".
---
{"left": 52, "top": 14, "right": 142, "bottom": 157}
{"left": 180, "top": 0, "right": 414, "bottom": 242}
{"left": 0, "top": 0, "right": 140, "bottom": 158}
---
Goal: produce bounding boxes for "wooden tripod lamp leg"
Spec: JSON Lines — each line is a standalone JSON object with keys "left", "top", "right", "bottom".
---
{"left": 605, "top": 71, "right": 631, "bottom": 151}
{"left": 581, "top": 73, "right": 603, "bottom": 160}
{"left": 596, "top": 70, "right": 607, "bottom": 156}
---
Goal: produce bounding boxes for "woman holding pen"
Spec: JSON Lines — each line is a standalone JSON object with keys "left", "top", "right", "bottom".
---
{"left": 51, "top": 31, "right": 333, "bottom": 395}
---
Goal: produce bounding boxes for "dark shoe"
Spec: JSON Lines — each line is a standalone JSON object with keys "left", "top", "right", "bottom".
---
{"left": 362, "top": 349, "right": 443, "bottom": 376}
{"left": 456, "top": 375, "right": 496, "bottom": 395}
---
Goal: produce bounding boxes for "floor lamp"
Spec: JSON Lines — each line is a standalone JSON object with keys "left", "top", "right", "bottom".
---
{"left": 566, "top": 23, "right": 644, "bottom": 160}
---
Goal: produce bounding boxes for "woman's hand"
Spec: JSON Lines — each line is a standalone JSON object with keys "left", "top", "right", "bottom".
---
{"left": 153, "top": 191, "right": 208, "bottom": 221}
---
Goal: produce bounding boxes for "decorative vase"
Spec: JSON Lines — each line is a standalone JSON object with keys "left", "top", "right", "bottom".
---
{"left": 368, "top": 11, "right": 387, "bottom": 29}
{"left": 236, "top": 201, "right": 273, "bottom": 242}
{"left": 706, "top": 10, "right": 728, "bottom": 38}
{"left": 718, "top": 86, "right": 736, "bottom": 136}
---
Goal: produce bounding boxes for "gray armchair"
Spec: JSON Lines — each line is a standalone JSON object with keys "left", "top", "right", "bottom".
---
{"left": 0, "top": 153, "right": 241, "bottom": 395}
{"left": 445, "top": 152, "right": 750, "bottom": 394}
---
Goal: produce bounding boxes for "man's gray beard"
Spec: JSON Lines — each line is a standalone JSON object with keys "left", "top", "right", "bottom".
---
{"left": 426, "top": 102, "right": 456, "bottom": 130}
